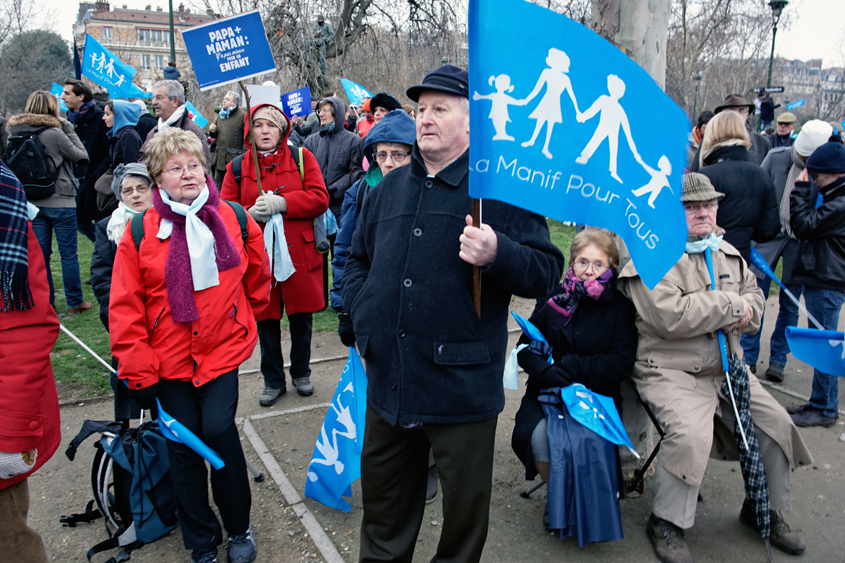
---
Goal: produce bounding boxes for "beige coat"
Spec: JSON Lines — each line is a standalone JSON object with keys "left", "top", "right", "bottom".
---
{"left": 618, "top": 234, "right": 812, "bottom": 488}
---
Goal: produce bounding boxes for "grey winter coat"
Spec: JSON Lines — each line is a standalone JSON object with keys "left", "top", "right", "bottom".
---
{"left": 6, "top": 113, "right": 89, "bottom": 208}
{"left": 304, "top": 97, "right": 364, "bottom": 220}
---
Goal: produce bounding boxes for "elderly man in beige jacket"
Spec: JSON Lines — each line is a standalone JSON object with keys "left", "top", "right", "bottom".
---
{"left": 619, "top": 173, "right": 813, "bottom": 563}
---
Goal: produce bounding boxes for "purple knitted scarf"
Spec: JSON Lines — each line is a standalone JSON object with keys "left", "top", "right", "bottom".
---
{"left": 152, "top": 176, "right": 241, "bottom": 323}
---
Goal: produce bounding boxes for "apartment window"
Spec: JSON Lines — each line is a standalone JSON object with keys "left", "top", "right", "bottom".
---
{"left": 141, "top": 54, "right": 151, "bottom": 70}
{"left": 138, "top": 29, "right": 150, "bottom": 41}
{"left": 102, "top": 26, "right": 113, "bottom": 40}
{"left": 151, "top": 29, "right": 165, "bottom": 42}
{"left": 155, "top": 55, "right": 164, "bottom": 69}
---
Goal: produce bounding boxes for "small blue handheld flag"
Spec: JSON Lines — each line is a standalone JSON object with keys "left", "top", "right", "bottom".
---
{"left": 304, "top": 347, "right": 368, "bottom": 511}
{"left": 156, "top": 400, "right": 225, "bottom": 470}
{"left": 785, "top": 327, "right": 845, "bottom": 378}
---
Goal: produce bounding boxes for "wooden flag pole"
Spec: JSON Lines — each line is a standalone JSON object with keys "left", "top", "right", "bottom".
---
{"left": 472, "top": 198, "right": 482, "bottom": 317}
{"left": 239, "top": 80, "right": 264, "bottom": 196}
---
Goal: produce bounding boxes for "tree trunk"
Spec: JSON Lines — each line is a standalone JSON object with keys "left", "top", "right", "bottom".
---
{"left": 590, "top": 0, "right": 672, "bottom": 488}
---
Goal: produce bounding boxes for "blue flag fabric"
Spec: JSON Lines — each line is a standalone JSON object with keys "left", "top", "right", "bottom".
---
{"left": 786, "top": 99, "right": 806, "bottom": 110}
{"left": 468, "top": 0, "right": 688, "bottom": 289}
{"left": 181, "top": 9, "right": 276, "bottom": 91}
{"left": 340, "top": 79, "right": 373, "bottom": 106}
{"left": 282, "top": 87, "right": 312, "bottom": 118}
{"left": 511, "top": 311, "right": 549, "bottom": 344}
{"left": 185, "top": 101, "right": 208, "bottom": 129}
{"left": 560, "top": 384, "right": 638, "bottom": 457}
{"left": 785, "top": 327, "right": 845, "bottom": 377}
{"left": 82, "top": 35, "right": 150, "bottom": 99}
{"left": 156, "top": 399, "right": 225, "bottom": 470}
{"left": 51, "top": 83, "right": 69, "bottom": 113}
{"left": 305, "top": 347, "right": 368, "bottom": 512}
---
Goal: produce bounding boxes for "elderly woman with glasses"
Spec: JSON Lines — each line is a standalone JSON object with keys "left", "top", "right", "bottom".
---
{"left": 512, "top": 228, "right": 638, "bottom": 546}
{"left": 110, "top": 128, "right": 270, "bottom": 563}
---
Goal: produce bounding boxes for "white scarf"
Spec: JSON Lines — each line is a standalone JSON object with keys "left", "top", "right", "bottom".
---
{"left": 685, "top": 232, "right": 723, "bottom": 254}
{"left": 158, "top": 104, "right": 187, "bottom": 131}
{"left": 156, "top": 185, "right": 220, "bottom": 291}
{"left": 264, "top": 213, "right": 295, "bottom": 283}
{"left": 106, "top": 203, "right": 141, "bottom": 244}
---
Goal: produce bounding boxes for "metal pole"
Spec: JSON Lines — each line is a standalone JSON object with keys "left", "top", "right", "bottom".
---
{"left": 767, "top": 19, "right": 778, "bottom": 88}
{"left": 168, "top": 0, "right": 176, "bottom": 63}
{"left": 692, "top": 81, "right": 700, "bottom": 120}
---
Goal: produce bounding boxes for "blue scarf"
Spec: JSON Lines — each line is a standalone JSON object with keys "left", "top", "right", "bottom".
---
{"left": 685, "top": 232, "right": 722, "bottom": 254}
{"left": 219, "top": 107, "right": 232, "bottom": 119}
{"left": 67, "top": 100, "right": 96, "bottom": 124}
{"left": 320, "top": 121, "right": 336, "bottom": 136}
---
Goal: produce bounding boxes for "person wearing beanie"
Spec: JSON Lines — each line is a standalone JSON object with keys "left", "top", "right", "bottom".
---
{"left": 747, "top": 120, "right": 834, "bottom": 383}
{"left": 767, "top": 112, "right": 796, "bottom": 148}
{"left": 356, "top": 97, "right": 374, "bottom": 138}
{"left": 90, "top": 162, "right": 153, "bottom": 423}
{"left": 369, "top": 92, "right": 402, "bottom": 124}
{"left": 345, "top": 65, "right": 563, "bottom": 563}
{"left": 787, "top": 142, "right": 845, "bottom": 427}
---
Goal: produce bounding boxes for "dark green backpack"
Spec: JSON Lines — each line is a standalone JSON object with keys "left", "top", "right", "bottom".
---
{"left": 130, "top": 200, "right": 249, "bottom": 250}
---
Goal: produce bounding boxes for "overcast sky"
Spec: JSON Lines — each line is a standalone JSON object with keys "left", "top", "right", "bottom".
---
{"left": 44, "top": 0, "right": 845, "bottom": 68}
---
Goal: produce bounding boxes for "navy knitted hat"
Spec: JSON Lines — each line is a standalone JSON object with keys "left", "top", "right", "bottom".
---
{"left": 806, "top": 142, "right": 845, "bottom": 174}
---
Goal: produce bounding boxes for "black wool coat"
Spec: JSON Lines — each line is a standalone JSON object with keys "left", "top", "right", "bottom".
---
{"left": 790, "top": 177, "right": 845, "bottom": 292}
{"left": 90, "top": 216, "right": 116, "bottom": 331}
{"left": 343, "top": 147, "right": 564, "bottom": 427}
{"left": 700, "top": 144, "right": 780, "bottom": 263}
{"left": 511, "top": 285, "right": 638, "bottom": 480}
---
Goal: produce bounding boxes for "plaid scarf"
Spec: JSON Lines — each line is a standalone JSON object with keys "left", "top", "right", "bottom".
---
{"left": 0, "top": 161, "right": 32, "bottom": 312}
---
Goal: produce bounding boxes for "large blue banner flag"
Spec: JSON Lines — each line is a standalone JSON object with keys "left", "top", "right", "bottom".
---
{"left": 82, "top": 35, "right": 150, "bottom": 99}
{"left": 304, "top": 347, "right": 368, "bottom": 511}
{"left": 468, "top": 0, "right": 689, "bottom": 289}
{"left": 182, "top": 9, "right": 276, "bottom": 91}
{"left": 340, "top": 78, "right": 373, "bottom": 106}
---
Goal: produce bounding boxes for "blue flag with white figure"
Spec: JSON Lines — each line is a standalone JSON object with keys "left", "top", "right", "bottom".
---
{"left": 560, "top": 384, "right": 639, "bottom": 457}
{"left": 305, "top": 347, "right": 368, "bottom": 512}
{"left": 340, "top": 78, "right": 373, "bottom": 106}
{"left": 82, "top": 35, "right": 151, "bottom": 99}
{"left": 785, "top": 327, "right": 845, "bottom": 378}
{"left": 185, "top": 101, "right": 208, "bottom": 129}
{"left": 156, "top": 399, "right": 225, "bottom": 470}
{"left": 50, "top": 83, "right": 68, "bottom": 113}
{"left": 468, "top": 0, "right": 689, "bottom": 289}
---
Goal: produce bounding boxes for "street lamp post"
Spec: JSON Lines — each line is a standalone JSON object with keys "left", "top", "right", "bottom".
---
{"left": 168, "top": 0, "right": 177, "bottom": 63}
{"left": 767, "top": 0, "right": 788, "bottom": 88}
{"left": 692, "top": 74, "right": 702, "bottom": 120}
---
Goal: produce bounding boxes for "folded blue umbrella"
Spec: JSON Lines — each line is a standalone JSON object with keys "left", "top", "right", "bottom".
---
{"left": 785, "top": 327, "right": 845, "bottom": 378}
{"left": 559, "top": 384, "right": 639, "bottom": 458}
{"left": 156, "top": 399, "right": 226, "bottom": 470}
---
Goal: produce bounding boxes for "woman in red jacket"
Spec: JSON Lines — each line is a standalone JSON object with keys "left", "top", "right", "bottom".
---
{"left": 220, "top": 104, "right": 329, "bottom": 407}
{"left": 110, "top": 128, "right": 270, "bottom": 563}
{"left": 0, "top": 161, "right": 61, "bottom": 563}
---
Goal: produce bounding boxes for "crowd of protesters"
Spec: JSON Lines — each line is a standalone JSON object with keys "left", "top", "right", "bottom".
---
{"left": 2, "top": 62, "right": 845, "bottom": 563}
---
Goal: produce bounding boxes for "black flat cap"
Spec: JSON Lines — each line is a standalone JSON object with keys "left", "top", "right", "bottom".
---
{"left": 406, "top": 64, "right": 469, "bottom": 102}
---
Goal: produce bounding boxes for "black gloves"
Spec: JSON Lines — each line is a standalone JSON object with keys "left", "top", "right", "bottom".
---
{"left": 337, "top": 312, "right": 356, "bottom": 347}
{"left": 128, "top": 382, "right": 159, "bottom": 411}
{"left": 517, "top": 340, "right": 553, "bottom": 378}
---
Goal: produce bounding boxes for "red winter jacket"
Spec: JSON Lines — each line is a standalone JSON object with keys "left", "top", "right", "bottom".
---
{"left": 220, "top": 104, "right": 329, "bottom": 318}
{"left": 0, "top": 222, "right": 61, "bottom": 490}
{"left": 110, "top": 202, "right": 271, "bottom": 391}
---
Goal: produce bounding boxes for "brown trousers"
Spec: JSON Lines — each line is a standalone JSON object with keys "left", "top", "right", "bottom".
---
{"left": 0, "top": 479, "right": 49, "bottom": 563}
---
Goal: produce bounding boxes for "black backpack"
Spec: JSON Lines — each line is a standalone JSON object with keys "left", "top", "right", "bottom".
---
{"left": 4, "top": 126, "right": 60, "bottom": 200}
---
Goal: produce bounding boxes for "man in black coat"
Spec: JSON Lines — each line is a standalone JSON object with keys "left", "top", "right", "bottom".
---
{"left": 343, "top": 65, "right": 564, "bottom": 563}
{"left": 61, "top": 78, "right": 111, "bottom": 241}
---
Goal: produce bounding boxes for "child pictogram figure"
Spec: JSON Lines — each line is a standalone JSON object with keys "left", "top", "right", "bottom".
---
{"left": 575, "top": 74, "right": 641, "bottom": 183}
{"left": 631, "top": 155, "right": 673, "bottom": 208}
{"left": 473, "top": 74, "right": 525, "bottom": 141}
{"left": 520, "top": 48, "right": 581, "bottom": 159}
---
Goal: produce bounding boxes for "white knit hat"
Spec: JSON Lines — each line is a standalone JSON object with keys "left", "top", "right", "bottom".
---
{"left": 794, "top": 120, "right": 834, "bottom": 157}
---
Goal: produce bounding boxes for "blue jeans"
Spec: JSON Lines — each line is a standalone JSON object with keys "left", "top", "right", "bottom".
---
{"left": 741, "top": 276, "right": 772, "bottom": 365}
{"left": 769, "top": 283, "right": 804, "bottom": 366}
{"left": 31, "top": 207, "right": 85, "bottom": 308}
{"left": 803, "top": 286, "right": 845, "bottom": 417}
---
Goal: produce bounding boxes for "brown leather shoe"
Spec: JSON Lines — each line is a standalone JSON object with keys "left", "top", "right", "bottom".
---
{"left": 646, "top": 513, "right": 693, "bottom": 563}
{"left": 739, "top": 498, "right": 806, "bottom": 555}
{"left": 68, "top": 302, "right": 93, "bottom": 314}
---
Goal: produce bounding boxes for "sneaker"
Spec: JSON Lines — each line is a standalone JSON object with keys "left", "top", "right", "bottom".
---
{"left": 425, "top": 464, "right": 439, "bottom": 504}
{"left": 68, "top": 302, "right": 93, "bottom": 314}
{"left": 766, "top": 363, "right": 785, "bottom": 383}
{"left": 292, "top": 376, "right": 314, "bottom": 397}
{"left": 191, "top": 547, "right": 218, "bottom": 563}
{"left": 259, "top": 386, "right": 286, "bottom": 407}
{"left": 227, "top": 525, "right": 257, "bottom": 563}
{"left": 739, "top": 498, "right": 806, "bottom": 555}
{"left": 785, "top": 402, "right": 811, "bottom": 415}
{"left": 542, "top": 506, "right": 550, "bottom": 531}
{"left": 791, "top": 407, "right": 837, "bottom": 428}
{"left": 646, "top": 513, "right": 693, "bottom": 563}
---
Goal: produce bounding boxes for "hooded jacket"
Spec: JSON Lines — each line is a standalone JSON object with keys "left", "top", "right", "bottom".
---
{"left": 330, "top": 109, "right": 416, "bottom": 312}
{"left": 304, "top": 97, "right": 364, "bottom": 219}
{"left": 132, "top": 101, "right": 158, "bottom": 143}
{"left": 220, "top": 104, "right": 330, "bottom": 317}
{"left": 6, "top": 113, "right": 89, "bottom": 208}
{"left": 108, "top": 100, "right": 142, "bottom": 169}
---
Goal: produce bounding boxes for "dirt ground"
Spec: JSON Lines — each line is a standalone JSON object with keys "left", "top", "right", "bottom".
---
{"left": 25, "top": 295, "right": 845, "bottom": 562}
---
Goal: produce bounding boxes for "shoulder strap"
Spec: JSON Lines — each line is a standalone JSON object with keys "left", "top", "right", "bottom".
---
{"left": 231, "top": 153, "right": 245, "bottom": 185}
{"left": 131, "top": 208, "right": 149, "bottom": 251}
{"left": 356, "top": 180, "right": 367, "bottom": 213}
{"left": 291, "top": 147, "right": 305, "bottom": 186}
{"left": 223, "top": 200, "right": 248, "bottom": 246}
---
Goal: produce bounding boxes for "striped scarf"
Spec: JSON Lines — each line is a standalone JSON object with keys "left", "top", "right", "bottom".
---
{"left": 0, "top": 161, "right": 32, "bottom": 311}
